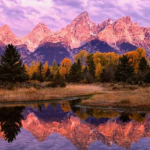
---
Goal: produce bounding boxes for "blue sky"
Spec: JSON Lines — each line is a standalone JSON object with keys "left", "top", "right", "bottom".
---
{"left": 0, "top": 0, "right": 150, "bottom": 37}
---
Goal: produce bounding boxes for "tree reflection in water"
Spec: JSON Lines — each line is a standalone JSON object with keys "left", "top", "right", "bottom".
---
{"left": 0, "top": 106, "right": 25, "bottom": 143}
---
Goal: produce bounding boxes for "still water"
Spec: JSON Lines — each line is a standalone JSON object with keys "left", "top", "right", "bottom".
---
{"left": 0, "top": 98, "right": 150, "bottom": 150}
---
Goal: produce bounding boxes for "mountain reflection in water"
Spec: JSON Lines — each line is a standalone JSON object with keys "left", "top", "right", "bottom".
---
{"left": 0, "top": 99, "right": 150, "bottom": 150}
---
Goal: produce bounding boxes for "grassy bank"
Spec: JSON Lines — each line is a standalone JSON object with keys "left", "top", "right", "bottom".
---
{"left": 0, "top": 84, "right": 102, "bottom": 102}
{"left": 81, "top": 84, "right": 150, "bottom": 108}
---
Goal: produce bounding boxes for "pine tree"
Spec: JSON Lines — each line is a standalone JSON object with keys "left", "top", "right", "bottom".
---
{"left": 0, "top": 44, "right": 28, "bottom": 83}
{"left": 37, "top": 62, "right": 44, "bottom": 82}
{"left": 69, "top": 59, "right": 82, "bottom": 82}
{"left": 144, "top": 72, "right": 150, "bottom": 83}
{"left": 136, "top": 57, "right": 149, "bottom": 82}
{"left": 115, "top": 55, "right": 134, "bottom": 82}
{"left": 31, "top": 72, "right": 37, "bottom": 80}
{"left": 138, "top": 57, "right": 149, "bottom": 73}
{"left": 52, "top": 60, "right": 58, "bottom": 79}
{"left": 45, "top": 67, "right": 53, "bottom": 81}
{"left": 86, "top": 54, "right": 95, "bottom": 79}
{"left": 56, "top": 69, "right": 61, "bottom": 81}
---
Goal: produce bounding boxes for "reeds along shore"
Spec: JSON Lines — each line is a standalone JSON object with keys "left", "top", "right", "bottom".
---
{"left": 0, "top": 84, "right": 102, "bottom": 102}
{"left": 81, "top": 84, "right": 150, "bottom": 108}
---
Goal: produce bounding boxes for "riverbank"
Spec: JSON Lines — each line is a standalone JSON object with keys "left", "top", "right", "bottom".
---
{"left": 81, "top": 83, "right": 150, "bottom": 108}
{"left": 0, "top": 84, "right": 102, "bottom": 102}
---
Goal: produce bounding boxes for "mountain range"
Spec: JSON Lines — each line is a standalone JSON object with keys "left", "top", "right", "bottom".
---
{"left": 0, "top": 11, "right": 150, "bottom": 65}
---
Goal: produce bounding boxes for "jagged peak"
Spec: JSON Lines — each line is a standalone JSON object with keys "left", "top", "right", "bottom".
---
{"left": 0, "top": 24, "right": 12, "bottom": 32}
{"left": 117, "top": 16, "right": 132, "bottom": 24}
{"left": 80, "top": 11, "right": 89, "bottom": 16}
{"left": 28, "top": 22, "right": 52, "bottom": 34}
{"left": 35, "top": 22, "right": 48, "bottom": 28}
{"left": 74, "top": 11, "right": 89, "bottom": 20}
{"left": 102, "top": 18, "right": 114, "bottom": 25}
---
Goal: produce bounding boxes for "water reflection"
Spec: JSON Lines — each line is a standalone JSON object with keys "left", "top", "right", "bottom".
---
{"left": 0, "top": 99, "right": 150, "bottom": 150}
{"left": 0, "top": 107, "right": 25, "bottom": 142}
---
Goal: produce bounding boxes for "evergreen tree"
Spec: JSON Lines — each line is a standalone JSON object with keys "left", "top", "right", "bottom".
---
{"left": 101, "top": 65, "right": 116, "bottom": 82}
{"left": 0, "top": 44, "right": 28, "bottom": 83}
{"left": 0, "top": 106, "right": 25, "bottom": 142}
{"left": 115, "top": 55, "right": 134, "bottom": 82}
{"left": 52, "top": 60, "right": 58, "bottom": 79}
{"left": 69, "top": 59, "right": 82, "bottom": 82}
{"left": 86, "top": 54, "right": 95, "bottom": 80}
{"left": 45, "top": 67, "right": 53, "bottom": 81}
{"left": 31, "top": 72, "right": 37, "bottom": 80}
{"left": 37, "top": 62, "right": 44, "bottom": 82}
{"left": 136, "top": 57, "right": 149, "bottom": 82}
{"left": 56, "top": 69, "right": 61, "bottom": 80}
{"left": 83, "top": 66, "right": 93, "bottom": 83}
{"left": 138, "top": 57, "right": 149, "bottom": 73}
{"left": 144, "top": 71, "right": 150, "bottom": 83}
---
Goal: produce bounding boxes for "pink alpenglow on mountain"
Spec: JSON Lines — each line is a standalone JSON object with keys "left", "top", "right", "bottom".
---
{"left": 0, "top": 11, "right": 150, "bottom": 65}
{"left": 22, "top": 23, "right": 53, "bottom": 52}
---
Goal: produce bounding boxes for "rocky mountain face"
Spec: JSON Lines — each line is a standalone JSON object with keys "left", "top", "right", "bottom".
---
{"left": 22, "top": 23, "right": 53, "bottom": 52}
{"left": 0, "top": 11, "right": 150, "bottom": 64}
{"left": 97, "top": 16, "right": 150, "bottom": 52}
{"left": 24, "top": 42, "right": 70, "bottom": 65}
{"left": 0, "top": 25, "right": 22, "bottom": 46}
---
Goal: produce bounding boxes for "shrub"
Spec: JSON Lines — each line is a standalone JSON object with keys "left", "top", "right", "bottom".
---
{"left": 144, "top": 72, "right": 150, "bottom": 83}
{"left": 47, "top": 79, "right": 66, "bottom": 88}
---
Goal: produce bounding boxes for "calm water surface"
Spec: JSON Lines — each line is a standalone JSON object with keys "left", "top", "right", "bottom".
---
{"left": 0, "top": 98, "right": 150, "bottom": 150}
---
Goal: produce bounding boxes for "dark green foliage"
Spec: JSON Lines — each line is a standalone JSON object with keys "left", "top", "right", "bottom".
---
{"left": 22, "top": 65, "right": 30, "bottom": 81}
{"left": 144, "top": 72, "right": 150, "bottom": 83}
{"left": 69, "top": 59, "right": 83, "bottom": 82}
{"left": 0, "top": 106, "right": 25, "bottom": 143}
{"left": 139, "top": 57, "right": 149, "bottom": 72}
{"left": 47, "top": 79, "right": 66, "bottom": 88}
{"left": 31, "top": 72, "right": 37, "bottom": 80}
{"left": 119, "top": 113, "right": 130, "bottom": 122}
{"left": 86, "top": 54, "right": 95, "bottom": 79}
{"left": 83, "top": 66, "right": 94, "bottom": 83}
{"left": 55, "top": 70, "right": 61, "bottom": 80}
{"left": 115, "top": 55, "right": 134, "bottom": 82}
{"left": 45, "top": 67, "right": 53, "bottom": 81}
{"left": 37, "top": 62, "right": 44, "bottom": 82}
{"left": 136, "top": 57, "right": 149, "bottom": 82}
{"left": 0, "top": 44, "right": 29, "bottom": 83}
{"left": 101, "top": 65, "right": 116, "bottom": 82}
{"left": 47, "top": 69, "right": 66, "bottom": 88}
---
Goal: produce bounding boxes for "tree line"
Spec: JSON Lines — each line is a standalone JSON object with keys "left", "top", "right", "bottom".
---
{"left": 24, "top": 47, "right": 150, "bottom": 84}
{"left": 0, "top": 44, "right": 150, "bottom": 87}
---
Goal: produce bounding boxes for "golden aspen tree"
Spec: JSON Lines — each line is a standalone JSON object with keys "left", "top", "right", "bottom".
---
{"left": 61, "top": 101, "right": 71, "bottom": 112}
{"left": 43, "top": 61, "right": 49, "bottom": 75}
{"left": 60, "top": 66, "right": 67, "bottom": 79}
{"left": 28, "top": 61, "right": 35, "bottom": 77}
{"left": 106, "top": 52, "right": 120, "bottom": 66}
{"left": 95, "top": 63, "right": 103, "bottom": 80}
{"left": 35, "top": 61, "right": 40, "bottom": 72}
{"left": 24, "top": 63, "right": 29, "bottom": 75}
{"left": 52, "top": 60, "right": 58, "bottom": 79}
{"left": 61, "top": 58, "right": 72, "bottom": 74}
{"left": 125, "top": 48, "right": 147, "bottom": 73}
{"left": 75, "top": 50, "right": 88, "bottom": 65}
{"left": 93, "top": 52, "right": 108, "bottom": 67}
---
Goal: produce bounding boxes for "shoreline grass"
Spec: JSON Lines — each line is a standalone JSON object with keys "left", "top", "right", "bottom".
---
{"left": 81, "top": 84, "right": 150, "bottom": 108}
{"left": 0, "top": 84, "right": 102, "bottom": 102}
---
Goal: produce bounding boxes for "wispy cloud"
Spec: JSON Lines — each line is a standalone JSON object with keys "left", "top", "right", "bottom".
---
{"left": 0, "top": 0, "right": 149, "bottom": 37}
